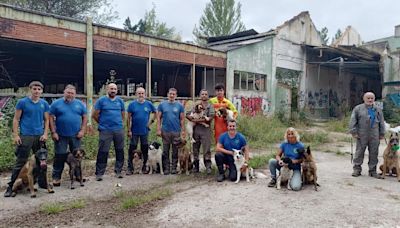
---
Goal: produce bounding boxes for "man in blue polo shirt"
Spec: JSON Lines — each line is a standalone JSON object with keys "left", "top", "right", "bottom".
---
{"left": 157, "top": 88, "right": 185, "bottom": 175}
{"left": 4, "top": 81, "right": 50, "bottom": 197}
{"left": 92, "top": 83, "right": 125, "bottom": 180}
{"left": 126, "top": 87, "right": 156, "bottom": 175}
{"left": 215, "top": 119, "right": 249, "bottom": 182}
{"left": 49, "top": 84, "right": 87, "bottom": 186}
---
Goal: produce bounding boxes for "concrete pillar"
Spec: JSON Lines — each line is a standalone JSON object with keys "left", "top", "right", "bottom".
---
{"left": 85, "top": 17, "right": 93, "bottom": 126}
{"left": 147, "top": 44, "right": 152, "bottom": 98}
{"left": 192, "top": 54, "right": 196, "bottom": 100}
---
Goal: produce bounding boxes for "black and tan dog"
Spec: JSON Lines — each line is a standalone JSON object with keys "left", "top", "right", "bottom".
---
{"left": 300, "top": 146, "right": 319, "bottom": 191}
{"left": 66, "top": 148, "right": 85, "bottom": 189}
{"left": 12, "top": 145, "right": 55, "bottom": 197}
{"left": 379, "top": 133, "right": 400, "bottom": 181}
{"left": 176, "top": 138, "right": 192, "bottom": 175}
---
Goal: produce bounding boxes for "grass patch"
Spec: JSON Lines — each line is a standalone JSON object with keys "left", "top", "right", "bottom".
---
{"left": 69, "top": 199, "right": 86, "bottom": 209}
{"left": 300, "top": 130, "right": 330, "bottom": 146}
{"left": 121, "top": 188, "right": 173, "bottom": 210}
{"left": 248, "top": 154, "right": 274, "bottom": 169}
{"left": 387, "top": 194, "right": 400, "bottom": 201}
{"left": 325, "top": 114, "right": 351, "bottom": 133}
{"left": 40, "top": 203, "right": 66, "bottom": 215}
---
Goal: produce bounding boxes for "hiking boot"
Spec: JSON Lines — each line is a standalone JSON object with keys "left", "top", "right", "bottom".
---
{"left": 217, "top": 174, "right": 225, "bottom": 182}
{"left": 126, "top": 170, "right": 133, "bottom": 176}
{"left": 369, "top": 172, "right": 382, "bottom": 179}
{"left": 164, "top": 169, "right": 170, "bottom": 175}
{"left": 116, "top": 172, "right": 123, "bottom": 179}
{"left": 351, "top": 170, "right": 361, "bottom": 177}
{"left": 53, "top": 179, "right": 61, "bottom": 187}
{"left": 268, "top": 178, "right": 277, "bottom": 187}
{"left": 96, "top": 175, "right": 103, "bottom": 181}
{"left": 4, "top": 186, "right": 12, "bottom": 197}
{"left": 170, "top": 169, "right": 177, "bottom": 175}
{"left": 193, "top": 160, "right": 200, "bottom": 173}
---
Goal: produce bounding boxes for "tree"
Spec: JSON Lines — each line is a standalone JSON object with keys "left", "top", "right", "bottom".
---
{"left": 331, "top": 29, "right": 343, "bottom": 44}
{"left": 0, "top": 0, "right": 118, "bottom": 25}
{"left": 123, "top": 4, "right": 181, "bottom": 41}
{"left": 318, "top": 27, "right": 329, "bottom": 45}
{"left": 193, "top": 0, "right": 246, "bottom": 45}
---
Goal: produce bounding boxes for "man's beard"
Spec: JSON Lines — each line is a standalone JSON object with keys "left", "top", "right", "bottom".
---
{"left": 108, "top": 92, "right": 116, "bottom": 98}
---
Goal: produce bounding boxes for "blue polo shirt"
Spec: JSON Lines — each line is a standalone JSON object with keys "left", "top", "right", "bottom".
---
{"left": 280, "top": 141, "right": 304, "bottom": 170}
{"left": 157, "top": 101, "right": 184, "bottom": 133}
{"left": 94, "top": 96, "right": 125, "bottom": 131}
{"left": 16, "top": 97, "right": 50, "bottom": 136}
{"left": 50, "top": 98, "right": 87, "bottom": 136}
{"left": 127, "top": 100, "right": 156, "bottom": 135}
{"left": 218, "top": 132, "right": 247, "bottom": 151}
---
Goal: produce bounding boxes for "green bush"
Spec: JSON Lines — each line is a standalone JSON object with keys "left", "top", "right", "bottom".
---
{"left": 325, "top": 114, "right": 351, "bottom": 133}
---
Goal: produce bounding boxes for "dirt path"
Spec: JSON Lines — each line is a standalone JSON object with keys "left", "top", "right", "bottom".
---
{"left": 1, "top": 146, "right": 400, "bottom": 227}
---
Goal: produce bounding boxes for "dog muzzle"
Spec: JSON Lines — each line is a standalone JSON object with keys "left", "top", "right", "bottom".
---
{"left": 40, "top": 160, "right": 47, "bottom": 169}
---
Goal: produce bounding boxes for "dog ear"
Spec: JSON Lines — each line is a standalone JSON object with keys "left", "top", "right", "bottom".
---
{"left": 306, "top": 146, "right": 311, "bottom": 154}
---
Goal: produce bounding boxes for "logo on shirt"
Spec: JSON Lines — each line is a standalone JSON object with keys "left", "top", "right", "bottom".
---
{"left": 75, "top": 104, "right": 80, "bottom": 109}
{"left": 173, "top": 107, "right": 178, "bottom": 112}
{"left": 40, "top": 104, "right": 44, "bottom": 109}
{"left": 144, "top": 107, "right": 149, "bottom": 112}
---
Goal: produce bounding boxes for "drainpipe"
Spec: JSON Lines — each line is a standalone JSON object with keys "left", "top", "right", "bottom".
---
{"left": 85, "top": 17, "right": 93, "bottom": 127}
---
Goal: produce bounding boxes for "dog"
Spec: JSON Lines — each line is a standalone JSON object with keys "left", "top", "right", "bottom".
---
{"left": 186, "top": 102, "right": 210, "bottom": 143}
{"left": 276, "top": 157, "right": 293, "bottom": 190}
{"left": 299, "top": 146, "right": 319, "bottom": 191}
{"left": 216, "top": 107, "right": 234, "bottom": 122}
{"left": 147, "top": 142, "right": 163, "bottom": 175}
{"left": 132, "top": 150, "right": 143, "bottom": 174}
{"left": 66, "top": 148, "right": 85, "bottom": 189}
{"left": 176, "top": 138, "right": 192, "bottom": 175}
{"left": 233, "top": 148, "right": 252, "bottom": 183}
{"left": 380, "top": 133, "right": 400, "bottom": 181}
{"left": 12, "top": 145, "right": 55, "bottom": 197}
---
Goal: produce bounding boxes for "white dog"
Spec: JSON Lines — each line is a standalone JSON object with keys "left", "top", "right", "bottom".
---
{"left": 217, "top": 107, "right": 234, "bottom": 122}
{"left": 186, "top": 103, "right": 210, "bottom": 143}
{"left": 277, "top": 157, "right": 293, "bottom": 190}
{"left": 147, "top": 142, "right": 163, "bottom": 175}
{"left": 233, "top": 148, "right": 252, "bottom": 183}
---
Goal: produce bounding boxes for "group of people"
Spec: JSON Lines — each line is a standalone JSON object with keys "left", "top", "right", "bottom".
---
{"left": 3, "top": 79, "right": 385, "bottom": 197}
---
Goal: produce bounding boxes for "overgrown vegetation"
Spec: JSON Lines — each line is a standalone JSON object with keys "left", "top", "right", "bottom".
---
{"left": 40, "top": 199, "right": 86, "bottom": 214}
{"left": 248, "top": 154, "right": 275, "bottom": 169}
{"left": 120, "top": 188, "right": 173, "bottom": 210}
{"left": 325, "top": 114, "right": 351, "bottom": 133}
{"left": 383, "top": 98, "right": 400, "bottom": 125}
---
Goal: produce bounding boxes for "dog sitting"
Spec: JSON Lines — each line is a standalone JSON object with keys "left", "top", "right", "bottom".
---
{"left": 12, "top": 145, "right": 55, "bottom": 197}
{"left": 233, "top": 148, "right": 252, "bottom": 183}
{"left": 276, "top": 157, "right": 293, "bottom": 190}
{"left": 186, "top": 102, "right": 210, "bottom": 143}
{"left": 176, "top": 138, "right": 192, "bottom": 175}
{"left": 299, "top": 146, "right": 319, "bottom": 191}
{"left": 66, "top": 148, "right": 85, "bottom": 189}
{"left": 216, "top": 107, "right": 234, "bottom": 122}
{"left": 379, "top": 133, "right": 400, "bottom": 181}
{"left": 132, "top": 150, "right": 143, "bottom": 174}
{"left": 147, "top": 142, "right": 163, "bottom": 175}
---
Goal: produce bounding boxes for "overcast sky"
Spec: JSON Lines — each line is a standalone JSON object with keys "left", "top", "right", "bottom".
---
{"left": 111, "top": 0, "right": 399, "bottom": 43}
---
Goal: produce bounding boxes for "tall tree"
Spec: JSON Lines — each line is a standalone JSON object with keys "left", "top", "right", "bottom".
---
{"left": 0, "top": 0, "right": 118, "bottom": 25}
{"left": 318, "top": 27, "right": 329, "bottom": 45}
{"left": 193, "top": 0, "right": 246, "bottom": 45}
{"left": 123, "top": 4, "right": 181, "bottom": 41}
{"left": 331, "top": 29, "right": 343, "bottom": 44}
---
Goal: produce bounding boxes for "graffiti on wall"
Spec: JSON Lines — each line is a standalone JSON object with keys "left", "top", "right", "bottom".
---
{"left": 304, "top": 88, "right": 347, "bottom": 117}
{"left": 233, "top": 96, "right": 272, "bottom": 116}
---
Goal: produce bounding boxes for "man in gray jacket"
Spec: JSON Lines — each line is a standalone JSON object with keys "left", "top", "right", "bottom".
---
{"left": 349, "top": 92, "right": 385, "bottom": 178}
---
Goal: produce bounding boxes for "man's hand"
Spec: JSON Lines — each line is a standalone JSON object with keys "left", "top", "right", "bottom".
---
{"left": 157, "top": 129, "right": 162, "bottom": 137}
{"left": 40, "top": 133, "right": 48, "bottom": 142}
{"left": 52, "top": 132, "right": 59, "bottom": 141}
{"left": 13, "top": 135, "right": 22, "bottom": 145}
{"left": 181, "top": 131, "right": 186, "bottom": 139}
{"left": 128, "top": 130, "right": 132, "bottom": 139}
{"left": 352, "top": 134, "right": 359, "bottom": 139}
{"left": 76, "top": 130, "right": 85, "bottom": 139}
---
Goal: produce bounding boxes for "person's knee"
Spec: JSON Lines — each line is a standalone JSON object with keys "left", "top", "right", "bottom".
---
{"left": 268, "top": 158, "right": 277, "bottom": 166}
{"left": 291, "top": 183, "right": 302, "bottom": 191}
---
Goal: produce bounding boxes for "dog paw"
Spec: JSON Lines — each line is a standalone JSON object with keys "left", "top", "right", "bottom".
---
{"left": 31, "top": 194, "right": 36, "bottom": 198}
{"left": 71, "top": 186, "right": 75, "bottom": 189}
{"left": 80, "top": 184, "right": 85, "bottom": 187}
{"left": 48, "top": 189, "right": 55, "bottom": 193}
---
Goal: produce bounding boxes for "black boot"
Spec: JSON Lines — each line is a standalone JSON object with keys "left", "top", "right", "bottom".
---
{"left": 217, "top": 165, "right": 225, "bottom": 182}
{"left": 4, "top": 186, "right": 12, "bottom": 197}
{"left": 193, "top": 160, "right": 200, "bottom": 173}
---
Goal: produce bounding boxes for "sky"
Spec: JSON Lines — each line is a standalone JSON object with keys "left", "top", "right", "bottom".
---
{"left": 110, "top": 0, "right": 400, "bottom": 43}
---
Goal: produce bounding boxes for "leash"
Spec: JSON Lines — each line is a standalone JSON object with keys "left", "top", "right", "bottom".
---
{"left": 350, "top": 136, "right": 353, "bottom": 164}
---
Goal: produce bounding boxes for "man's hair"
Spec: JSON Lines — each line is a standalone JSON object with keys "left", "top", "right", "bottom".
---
{"left": 228, "top": 119, "right": 236, "bottom": 125}
{"left": 168, "top": 88, "right": 177, "bottom": 93}
{"left": 199, "top": 89, "right": 208, "bottom": 95}
{"left": 215, "top": 84, "right": 225, "bottom": 90}
{"left": 64, "top": 84, "right": 76, "bottom": 91}
{"left": 29, "top": 81, "right": 44, "bottom": 89}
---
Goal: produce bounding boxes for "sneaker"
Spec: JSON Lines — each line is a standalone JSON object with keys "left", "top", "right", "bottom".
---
{"left": 126, "top": 170, "right": 133, "bottom": 176}
{"left": 164, "top": 170, "right": 170, "bottom": 175}
{"left": 116, "top": 173, "right": 123, "bottom": 179}
{"left": 53, "top": 179, "right": 61, "bottom": 187}
{"left": 267, "top": 178, "right": 277, "bottom": 187}
{"left": 96, "top": 175, "right": 103, "bottom": 181}
{"left": 4, "top": 187, "right": 12, "bottom": 197}
{"left": 369, "top": 172, "right": 382, "bottom": 179}
{"left": 170, "top": 169, "right": 177, "bottom": 175}
{"left": 351, "top": 171, "right": 361, "bottom": 177}
{"left": 217, "top": 174, "right": 225, "bottom": 182}
{"left": 206, "top": 167, "right": 212, "bottom": 175}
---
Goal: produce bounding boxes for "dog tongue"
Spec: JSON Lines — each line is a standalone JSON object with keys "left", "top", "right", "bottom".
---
{"left": 40, "top": 160, "right": 47, "bottom": 169}
{"left": 392, "top": 145, "right": 400, "bottom": 151}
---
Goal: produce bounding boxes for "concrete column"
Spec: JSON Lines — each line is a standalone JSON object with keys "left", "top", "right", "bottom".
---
{"left": 192, "top": 54, "right": 196, "bottom": 100}
{"left": 147, "top": 44, "right": 152, "bottom": 98}
{"left": 85, "top": 17, "right": 93, "bottom": 126}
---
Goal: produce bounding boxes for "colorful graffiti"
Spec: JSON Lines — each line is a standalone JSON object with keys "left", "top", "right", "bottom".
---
{"left": 233, "top": 96, "right": 272, "bottom": 116}
{"left": 304, "top": 88, "right": 347, "bottom": 117}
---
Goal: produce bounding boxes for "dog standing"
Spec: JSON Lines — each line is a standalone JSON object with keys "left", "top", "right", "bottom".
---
{"left": 300, "top": 146, "right": 319, "bottom": 191}
{"left": 66, "top": 148, "right": 85, "bottom": 189}
{"left": 186, "top": 102, "right": 210, "bottom": 143}
{"left": 177, "top": 139, "right": 192, "bottom": 175}
{"left": 12, "top": 146, "right": 54, "bottom": 197}
{"left": 233, "top": 148, "right": 252, "bottom": 183}
{"left": 147, "top": 142, "right": 164, "bottom": 175}
{"left": 132, "top": 150, "right": 143, "bottom": 174}
{"left": 277, "top": 157, "right": 293, "bottom": 190}
{"left": 380, "top": 133, "right": 400, "bottom": 181}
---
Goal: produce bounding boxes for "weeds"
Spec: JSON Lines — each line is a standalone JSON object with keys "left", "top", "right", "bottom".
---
{"left": 325, "top": 114, "right": 351, "bottom": 133}
{"left": 248, "top": 154, "right": 275, "bottom": 169}
{"left": 69, "top": 199, "right": 86, "bottom": 209}
{"left": 120, "top": 188, "right": 173, "bottom": 210}
{"left": 40, "top": 203, "right": 66, "bottom": 214}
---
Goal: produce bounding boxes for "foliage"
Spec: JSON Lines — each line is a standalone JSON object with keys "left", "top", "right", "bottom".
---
{"left": 331, "top": 29, "right": 342, "bottom": 44}
{"left": 123, "top": 4, "right": 181, "bottom": 41}
{"left": 248, "top": 154, "right": 274, "bottom": 169}
{"left": 0, "top": 0, "right": 119, "bottom": 25}
{"left": 120, "top": 188, "right": 172, "bottom": 210}
{"left": 318, "top": 27, "right": 329, "bottom": 45}
{"left": 275, "top": 68, "right": 301, "bottom": 88}
{"left": 383, "top": 98, "right": 400, "bottom": 125}
{"left": 193, "top": 0, "right": 246, "bottom": 45}
{"left": 40, "top": 202, "right": 65, "bottom": 214}
{"left": 325, "top": 113, "right": 351, "bottom": 133}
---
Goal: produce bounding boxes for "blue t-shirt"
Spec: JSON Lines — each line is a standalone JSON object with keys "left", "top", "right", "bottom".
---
{"left": 94, "top": 96, "right": 125, "bottom": 131}
{"left": 16, "top": 97, "right": 50, "bottom": 136}
{"left": 218, "top": 132, "right": 247, "bottom": 151}
{"left": 50, "top": 98, "right": 87, "bottom": 136}
{"left": 157, "top": 101, "right": 184, "bottom": 133}
{"left": 127, "top": 100, "right": 156, "bottom": 135}
{"left": 280, "top": 141, "right": 305, "bottom": 170}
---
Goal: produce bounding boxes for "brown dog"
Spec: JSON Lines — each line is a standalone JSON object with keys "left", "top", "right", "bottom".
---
{"left": 300, "top": 146, "right": 319, "bottom": 191}
{"left": 66, "top": 148, "right": 85, "bottom": 189}
{"left": 12, "top": 146, "right": 55, "bottom": 197}
{"left": 380, "top": 133, "right": 400, "bottom": 181}
{"left": 176, "top": 139, "right": 192, "bottom": 175}
{"left": 132, "top": 150, "right": 143, "bottom": 174}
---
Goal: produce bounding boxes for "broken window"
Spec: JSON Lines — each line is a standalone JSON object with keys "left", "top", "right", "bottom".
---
{"left": 233, "top": 70, "right": 267, "bottom": 91}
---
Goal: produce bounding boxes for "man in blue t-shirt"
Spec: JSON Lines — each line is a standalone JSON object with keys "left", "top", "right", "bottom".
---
{"left": 49, "top": 84, "right": 87, "bottom": 186}
{"left": 5, "top": 81, "right": 50, "bottom": 197}
{"left": 156, "top": 88, "right": 185, "bottom": 175}
{"left": 126, "top": 87, "right": 156, "bottom": 175}
{"left": 215, "top": 119, "right": 249, "bottom": 182}
{"left": 92, "top": 83, "right": 125, "bottom": 180}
